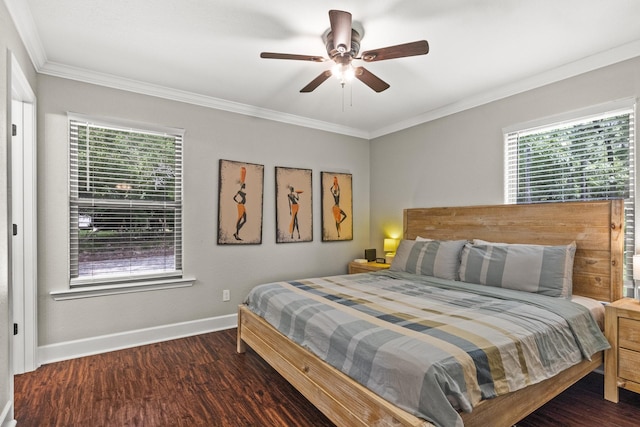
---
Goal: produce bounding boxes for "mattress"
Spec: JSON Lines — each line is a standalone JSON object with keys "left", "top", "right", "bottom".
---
{"left": 571, "top": 295, "right": 605, "bottom": 330}
{"left": 244, "top": 270, "right": 609, "bottom": 427}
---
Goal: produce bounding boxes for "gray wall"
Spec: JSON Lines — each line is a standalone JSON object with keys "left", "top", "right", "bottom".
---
{"left": 37, "top": 75, "right": 370, "bottom": 346}
{"left": 369, "top": 57, "right": 640, "bottom": 252}
{"left": 1, "top": 0, "right": 37, "bottom": 424}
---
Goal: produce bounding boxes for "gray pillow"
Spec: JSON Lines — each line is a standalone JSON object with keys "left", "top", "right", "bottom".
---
{"left": 390, "top": 239, "right": 467, "bottom": 280}
{"left": 458, "top": 241, "right": 576, "bottom": 298}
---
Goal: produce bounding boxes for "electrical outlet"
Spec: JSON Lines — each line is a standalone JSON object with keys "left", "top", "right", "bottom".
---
{"left": 223, "top": 289, "right": 230, "bottom": 301}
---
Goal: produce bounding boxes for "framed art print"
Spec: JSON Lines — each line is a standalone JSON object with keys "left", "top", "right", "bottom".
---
{"left": 275, "top": 167, "right": 313, "bottom": 243}
{"left": 321, "top": 171, "right": 352, "bottom": 241}
{"left": 217, "top": 159, "right": 264, "bottom": 244}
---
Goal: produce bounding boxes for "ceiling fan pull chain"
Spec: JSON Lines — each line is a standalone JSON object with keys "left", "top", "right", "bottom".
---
{"left": 350, "top": 82, "right": 353, "bottom": 107}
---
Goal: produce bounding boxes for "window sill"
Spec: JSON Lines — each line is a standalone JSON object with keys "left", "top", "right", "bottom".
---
{"left": 50, "top": 277, "right": 196, "bottom": 301}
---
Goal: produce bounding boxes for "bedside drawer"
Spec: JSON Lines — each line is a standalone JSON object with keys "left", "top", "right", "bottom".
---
{"left": 619, "top": 348, "right": 640, "bottom": 383}
{"left": 348, "top": 261, "right": 390, "bottom": 274}
{"left": 604, "top": 298, "right": 640, "bottom": 403}
{"left": 349, "top": 264, "right": 370, "bottom": 274}
{"left": 619, "top": 318, "right": 640, "bottom": 352}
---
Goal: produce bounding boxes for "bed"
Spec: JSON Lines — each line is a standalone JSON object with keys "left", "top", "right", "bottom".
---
{"left": 237, "top": 200, "right": 624, "bottom": 427}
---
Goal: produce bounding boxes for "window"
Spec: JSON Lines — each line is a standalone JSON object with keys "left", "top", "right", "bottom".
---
{"left": 505, "top": 102, "right": 636, "bottom": 296}
{"left": 69, "top": 116, "right": 183, "bottom": 286}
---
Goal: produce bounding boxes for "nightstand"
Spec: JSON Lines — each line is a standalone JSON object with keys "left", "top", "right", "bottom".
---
{"left": 348, "top": 261, "right": 390, "bottom": 274}
{"left": 604, "top": 297, "right": 640, "bottom": 402}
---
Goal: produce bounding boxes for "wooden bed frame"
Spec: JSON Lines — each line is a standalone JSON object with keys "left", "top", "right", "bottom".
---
{"left": 238, "top": 200, "right": 624, "bottom": 427}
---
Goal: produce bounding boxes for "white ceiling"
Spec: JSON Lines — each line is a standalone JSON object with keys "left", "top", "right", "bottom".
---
{"left": 6, "top": 0, "right": 640, "bottom": 138}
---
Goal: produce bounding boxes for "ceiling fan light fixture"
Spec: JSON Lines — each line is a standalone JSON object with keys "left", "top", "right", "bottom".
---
{"left": 332, "top": 63, "right": 355, "bottom": 84}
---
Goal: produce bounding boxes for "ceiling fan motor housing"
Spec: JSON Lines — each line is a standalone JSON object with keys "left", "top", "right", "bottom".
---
{"left": 325, "top": 29, "right": 361, "bottom": 62}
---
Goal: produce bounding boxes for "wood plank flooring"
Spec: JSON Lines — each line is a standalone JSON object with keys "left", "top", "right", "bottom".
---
{"left": 14, "top": 328, "right": 640, "bottom": 426}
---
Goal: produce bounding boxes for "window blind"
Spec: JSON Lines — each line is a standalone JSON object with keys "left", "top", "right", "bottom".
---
{"left": 505, "top": 107, "right": 635, "bottom": 287}
{"left": 69, "top": 118, "right": 183, "bottom": 285}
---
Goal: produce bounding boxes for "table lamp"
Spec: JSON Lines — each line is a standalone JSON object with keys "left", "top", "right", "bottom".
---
{"left": 384, "top": 238, "right": 399, "bottom": 263}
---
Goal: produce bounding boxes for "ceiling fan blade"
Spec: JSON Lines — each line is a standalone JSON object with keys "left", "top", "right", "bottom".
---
{"left": 328, "top": 10, "right": 352, "bottom": 55}
{"left": 354, "top": 67, "right": 390, "bottom": 92}
{"left": 260, "top": 52, "right": 326, "bottom": 62}
{"left": 360, "top": 40, "right": 429, "bottom": 62}
{"left": 300, "top": 70, "right": 332, "bottom": 93}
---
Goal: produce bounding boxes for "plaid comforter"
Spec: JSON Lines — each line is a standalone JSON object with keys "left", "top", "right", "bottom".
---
{"left": 244, "top": 270, "right": 609, "bottom": 427}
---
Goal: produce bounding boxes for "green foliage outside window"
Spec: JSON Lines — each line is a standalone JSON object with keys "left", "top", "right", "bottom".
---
{"left": 515, "top": 114, "right": 630, "bottom": 203}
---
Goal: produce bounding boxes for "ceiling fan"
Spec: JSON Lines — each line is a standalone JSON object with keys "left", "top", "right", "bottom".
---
{"left": 260, "top": 10, "right": 429, "bottom": 93}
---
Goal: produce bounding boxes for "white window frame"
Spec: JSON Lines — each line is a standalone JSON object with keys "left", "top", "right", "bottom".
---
{"left": 52, "top": 114, "right": 193, "bottom": 300}
{"left": 504, "top": 99, "right": 636, "bottom": 297}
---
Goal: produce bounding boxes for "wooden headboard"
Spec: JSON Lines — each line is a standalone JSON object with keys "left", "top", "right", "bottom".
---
{"left": 403, "top": 200, "right": 624, "bottom": 302}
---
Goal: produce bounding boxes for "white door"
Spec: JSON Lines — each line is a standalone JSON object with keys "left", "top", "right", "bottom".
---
{"left": 11, "top": 54, "right": 38, "bottom": 374}
{"left": 11, "top": 99, "right": 25, "bottom": 374}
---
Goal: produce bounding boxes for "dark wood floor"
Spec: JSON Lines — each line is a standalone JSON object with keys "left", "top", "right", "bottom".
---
{"left": 14, "top": 328, "right": 640, "bottom": 427}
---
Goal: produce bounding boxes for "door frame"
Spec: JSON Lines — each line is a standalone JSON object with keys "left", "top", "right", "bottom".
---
{"left": 10, "top": 52, "right": 37, "bottom": 374}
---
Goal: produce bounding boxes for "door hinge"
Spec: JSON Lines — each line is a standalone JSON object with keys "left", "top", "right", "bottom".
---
{"left": 13, "top": 323, "right": 18, "bottom": 336}
{"left": 12, "top": 124, "right": 17, "bottom": 136}
{"left": 13, "top": 224, "right": 17, "bottom": 236}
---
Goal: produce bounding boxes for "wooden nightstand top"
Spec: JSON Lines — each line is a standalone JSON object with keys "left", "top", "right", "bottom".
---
{"left": 607, "top": 298, "right": 640, "bottom": 318}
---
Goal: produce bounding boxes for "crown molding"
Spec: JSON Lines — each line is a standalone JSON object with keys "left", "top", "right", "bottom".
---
{"left": 4, "top": 0, "right": 47, "bottom": 68}
{"left": 370, "top": 40, "right": 640, "bottom": 139}
{"left": 39, "top": 61, "right": 370, "bottom": 139}
{"left": 47, "top": 38, "right": 638, "bottom": 141}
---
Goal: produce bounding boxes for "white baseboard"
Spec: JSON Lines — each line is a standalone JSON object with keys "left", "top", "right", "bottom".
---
{"left": 38, "top": 313, "right": 238, "bottom": 365}
{"left": 0, "top": 400, "right": 16, "bottom": 427}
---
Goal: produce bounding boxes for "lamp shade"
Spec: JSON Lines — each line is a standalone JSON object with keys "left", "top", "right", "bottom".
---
{"left": 633, "top": 255, "right": 640, "bottom": 280}
{"left": 384, "top": 238, "right": 398, "bottom": 253}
